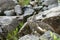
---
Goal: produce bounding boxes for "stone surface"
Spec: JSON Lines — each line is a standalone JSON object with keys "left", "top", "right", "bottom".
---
{"left": 23, "top": 7, "right": 34, "bottom": 16}
{"left": 0, "top": 16, "right": 24, "bottom": 38}
{"left": 0, "top": 16, "right": 19, "bottom": 32}
{"left": 42, "top": 0, "right": 58, "bottom": 8}
{"left": 35, "top": 6, "right": 60, "bottom": 20}
{"left": 19, "top": 34, "right": 39, "bottom": 40}
{"left": 14, "top": 5, "right": 22, "bottom": 15}
{"left": 4, "top": 9, "right": 15, "bottom": 16}
{"left": 19, "top": 31, "right": 60, "bottom": 40}
{"left": 0, "top": 0, "right": 16, "bottom": 11}
{"left": 40, "top": 0, "right": 58, "bottom": 10}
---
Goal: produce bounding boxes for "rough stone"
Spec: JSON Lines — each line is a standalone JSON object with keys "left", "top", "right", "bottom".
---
{"left": 23, "top": 7, "right": 34, "bottom": 16}
{"left": 35, "top": 6, "right": 60, "bottom": 20}
{"left": 19, "top": 34, "right": 39, "bottom": 40}
{"left": 19, "top": 31, "right": 60, "bottom": 40}
{"left": 14, "top": 5, "right": 22, "bottom": 15}
{"left": 0, "top": 16, "right": 24, "bottom": 38}
{"left": 0, "top": 0, "right": 16, "bottom": 11}
{"left": 41, "top": 0, "right": 58, "bottom": 10}
{"left": 4, "top": 9, "right": 15, "bottom": 16}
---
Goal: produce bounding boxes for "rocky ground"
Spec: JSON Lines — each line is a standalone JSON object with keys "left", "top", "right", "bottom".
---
{"left": 0, "top": 0, "right": 60, "bottom": 40}
{"left": 18, "top": 6, "right": 60, "bottom": 40}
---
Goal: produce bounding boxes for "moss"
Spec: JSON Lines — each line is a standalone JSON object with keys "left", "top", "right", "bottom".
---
{"left": 18, "top": 0, "right": 30, "bottom": 6}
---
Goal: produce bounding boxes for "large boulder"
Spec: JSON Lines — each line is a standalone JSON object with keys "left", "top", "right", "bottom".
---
{"left": 35, "top": 6, "right": 60, "bottom": 20}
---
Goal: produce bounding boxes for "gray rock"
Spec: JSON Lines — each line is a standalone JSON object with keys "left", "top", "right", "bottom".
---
{"left": 0, "top": 17, "right": 18, "bottom": 32}
{"left": 35, "top": 6, "right": 60, "bottom": 20}
{"left": 23, "top": 7, "right": 34, "bottom": 16}
{"left": 19, "top": 31, "right": 60, "bottom": 40}
{"left": 0, "top": 16, "right": 24, "bottom": 38}
{"left": 33, "top": 6, "right": 42, "bottom": 11}
{"left": 4, "top": 9, "right": 15, "bottom": 16}
{"left": 14, "top": 5, "right": 22, "bottom": 15}
{"left": 0, "top": 0, "right": 16, "bottom": 10}
{"left": 0, "top": 16, "right": 23, "bottom": 40}
{"left": 41, "top": 0, "right": 58, "bottom": 5}
{"left": 19, "top": 34, "right": 39, "bottom": 40}
{"left": 41, "top": 0, "right": 58, "bottom": 10}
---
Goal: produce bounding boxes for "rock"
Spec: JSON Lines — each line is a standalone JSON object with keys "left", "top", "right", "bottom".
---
{"left": 0, "top": 16, "right": 24, "bottom": 38}
{"left": 33, "top": 6, "right": 43, "bottom": 11}
{"left": 35, "top": 6, "right": 60, "bottom": 20}
{"left": 4, "top": 9, "right": 15, "bottom": 16}
{"left": 19, "top": 31, "right": 60, "bottom": 40}
{"left": 24, "top": 7, "right": 34, "bottom": 16}
{"left": 0, "top": 16, "right": 18, "bottom": 32}
{"left": 41, "top": 0, "right": 58, "bottom": 10}
{"left": 40, "top": 31, "right": 60, "bottom": 40}
{"left": 14, "top": 5, "right": 22, "bottom": 15}
{"left": 19, "top": 34, "right": 39, "bottom": 40}
{"left": 0, "top": 0, "right": 16, "bottom": 11}
{"left": 23, "top": 7, "right": 34, "bottom": 16}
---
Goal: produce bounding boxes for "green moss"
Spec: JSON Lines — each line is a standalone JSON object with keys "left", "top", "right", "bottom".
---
{"left": 18, "top": 0, "right": 30, "bottom": 6}
{"left": 50, "top": 32, "right": 60, "bottom": 40}
{"left": 6, "top": 27, "right": 19, "bottom": 40}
